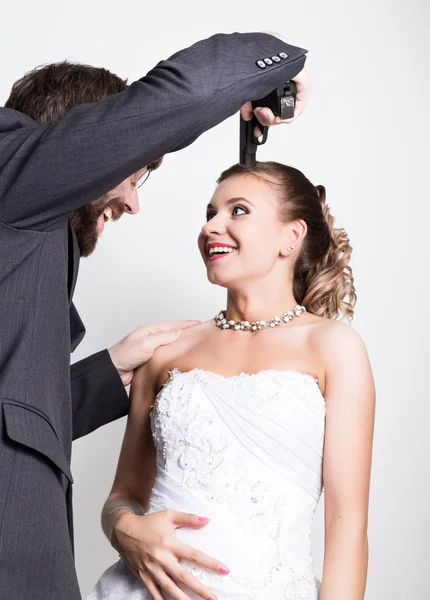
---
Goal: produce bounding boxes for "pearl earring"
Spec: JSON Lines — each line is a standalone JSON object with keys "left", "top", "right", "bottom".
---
{"left": 287, "top": 245, "right": 296, "bottom": 252}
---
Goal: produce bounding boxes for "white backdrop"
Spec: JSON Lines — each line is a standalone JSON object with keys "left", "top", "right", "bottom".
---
{"left": 1, "top": 1, "right": 429, "bottom": 598}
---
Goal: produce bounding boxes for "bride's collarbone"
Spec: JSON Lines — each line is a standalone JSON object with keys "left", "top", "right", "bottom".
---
{"left": 156, "top": 323, "right": 322, "bottom": 387}
{"left": 165, "top": 348, "right": 320, "bottom": 382}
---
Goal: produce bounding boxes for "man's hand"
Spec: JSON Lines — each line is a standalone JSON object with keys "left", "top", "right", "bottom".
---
{"left": 108, "top": 321, "right": 200, "bottom": 386}
{"left": 113, "top": 510, "right": 229, "bottom": 600}
{"left": 240, "top": 67, "right": 312, "bottom": 137}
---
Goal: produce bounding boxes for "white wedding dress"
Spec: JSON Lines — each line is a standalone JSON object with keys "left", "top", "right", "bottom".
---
{"left": 88, "top": 367, "right": 325, "bottom": 600}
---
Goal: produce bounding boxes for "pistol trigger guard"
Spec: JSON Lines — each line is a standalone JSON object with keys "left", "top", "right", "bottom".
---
{"left": 250, "top": 117, "right": 269, "bottom": 146}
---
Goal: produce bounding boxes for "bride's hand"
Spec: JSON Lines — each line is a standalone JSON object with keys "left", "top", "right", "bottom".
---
{"left": 113, "top": 509, "right": 229, "bottom": 600}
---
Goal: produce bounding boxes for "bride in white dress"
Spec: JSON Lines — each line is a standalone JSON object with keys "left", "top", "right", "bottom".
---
{"left": 88, "top": 162, "right": 375, "bottom": 600}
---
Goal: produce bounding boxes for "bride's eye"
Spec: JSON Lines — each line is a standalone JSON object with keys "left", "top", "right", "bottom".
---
{"left": 232, "top": 206, "right": 248, "bottom": 216}
{"left": 206, "top": 211, "right": 216, "bottom": 221}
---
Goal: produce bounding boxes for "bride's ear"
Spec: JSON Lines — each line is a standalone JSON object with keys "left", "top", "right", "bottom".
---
{"left": 280, "top": 219, "right": 307, "bottom": 257}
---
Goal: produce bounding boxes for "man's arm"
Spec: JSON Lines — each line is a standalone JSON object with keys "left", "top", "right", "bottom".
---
{"left": 0, "top": 33, "right": 307, "bottom": 230}
{"left": 71, "top": 349, "right": 129, "bottom": 440}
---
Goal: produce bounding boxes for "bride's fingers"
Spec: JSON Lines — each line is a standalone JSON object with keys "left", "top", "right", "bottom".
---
{"left": 174, "top": 539, "right": 230, "bottom": 574}
{"left": 151, "top": 569, "right": 191, "bottom": 600}
{"left": 139, "top": 573, "right": 164, "bottom": 600}
{"left": 167, "top": 563, "right": 216, "bottom": 600}
{"left": 170, "top": 510, "right": 211, "bottom": 528}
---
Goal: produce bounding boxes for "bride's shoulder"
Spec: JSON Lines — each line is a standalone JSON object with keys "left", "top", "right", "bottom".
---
{"left": 309, "top": 317, "right": 364, "bottom": 344}
{"left": 160, "top": 318, "right": 213, "bottom": 352}
{"left": 147, "top": 319, "right": 213, "bottom": 390}
{"left": 306, "top": 317, "right": 367, "bottom": 364}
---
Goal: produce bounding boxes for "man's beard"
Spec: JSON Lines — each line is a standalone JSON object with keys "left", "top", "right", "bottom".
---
{"left": 70, "top": 195, "right": 125, "bottom": 257}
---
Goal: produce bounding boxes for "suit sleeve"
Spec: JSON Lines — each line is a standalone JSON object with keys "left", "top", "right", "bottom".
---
{"left": 70, "top": 349, "right": 129, "bottom": 440}
{"left": 0, "top": 32, "right": 307, "bottom": 230}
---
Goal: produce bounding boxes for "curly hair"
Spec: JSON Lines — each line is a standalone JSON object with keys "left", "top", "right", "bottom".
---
{"left": 217, "top": 162, "right": 356, "bottom": 321}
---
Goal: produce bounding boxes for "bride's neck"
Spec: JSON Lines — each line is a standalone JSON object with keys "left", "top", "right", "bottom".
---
{"left": 226, "top": 284, "right": 297, "bottom": 323}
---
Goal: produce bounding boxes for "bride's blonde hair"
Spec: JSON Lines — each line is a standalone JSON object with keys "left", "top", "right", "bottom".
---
{"left": 217, "top": 162, "right": 356, "bottom": 321}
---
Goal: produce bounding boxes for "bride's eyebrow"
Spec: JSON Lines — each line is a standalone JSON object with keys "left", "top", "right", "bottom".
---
{"left": 227, "top": 197, "right": 255, "bottom": 207}
{"left": 206, "top": 197, "right": 255, "bottom": 210}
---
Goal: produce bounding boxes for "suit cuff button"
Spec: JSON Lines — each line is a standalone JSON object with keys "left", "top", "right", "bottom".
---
{"left": 272, "top": 55, "right": 281, "bottom": 63}
{"left": 279, "top": 52, "right": 289, "bottom": 59}
{"left": 256, "top": 60, "right": 266, "bottom": 69}
{"left": 263, "top": 58, "right": 273, "bottom": 66}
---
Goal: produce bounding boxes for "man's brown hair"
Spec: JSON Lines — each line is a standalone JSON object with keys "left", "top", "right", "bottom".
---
{"left": 5, "top": 60, "right": 127, "bottom": 124}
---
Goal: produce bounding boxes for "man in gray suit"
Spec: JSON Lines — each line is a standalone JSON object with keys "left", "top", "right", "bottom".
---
{"left": 0, "top": 32, "right": 309, "bottom": 599}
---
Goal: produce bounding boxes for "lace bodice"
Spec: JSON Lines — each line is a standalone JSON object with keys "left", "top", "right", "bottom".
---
{"left": 88, "top": 368, "right": 325, "bottom": 600}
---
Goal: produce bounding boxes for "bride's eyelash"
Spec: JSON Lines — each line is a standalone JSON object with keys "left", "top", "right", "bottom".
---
{"left": 206, "top": 205, "right": 249, "bottom": 221}
{"left": 232, "top": 205, "right": 248, "bottom": 216}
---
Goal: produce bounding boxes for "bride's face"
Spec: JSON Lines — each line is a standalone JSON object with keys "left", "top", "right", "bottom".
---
{"left": 198, "top": 174, "right": 290, "bottom": 288}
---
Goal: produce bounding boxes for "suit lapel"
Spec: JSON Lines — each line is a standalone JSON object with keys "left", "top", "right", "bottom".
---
{"left": 68, "top": 220, "right": 86, "bottom": 351}
{"left": 70, "top": 302, "right": 86, "bottom": 352}
{"left": 67, "top": 219, "right": 80, "bottom": 304}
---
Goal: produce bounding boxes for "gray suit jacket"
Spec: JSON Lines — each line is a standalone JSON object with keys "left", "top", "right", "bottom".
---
{"left": 0, "top": 32, "right": 307, "bottom": 599}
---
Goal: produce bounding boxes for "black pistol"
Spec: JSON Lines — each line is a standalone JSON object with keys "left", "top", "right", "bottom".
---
{"left": 239, "top": 81, "right": 297, "bottom": 165}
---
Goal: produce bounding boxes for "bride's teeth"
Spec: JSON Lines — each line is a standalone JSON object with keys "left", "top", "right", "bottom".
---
{"left": 208, "top": 246, "right": 237, "bottom": 256}
{"left": 209, "top": 246, "right": 237, "bottom": 256}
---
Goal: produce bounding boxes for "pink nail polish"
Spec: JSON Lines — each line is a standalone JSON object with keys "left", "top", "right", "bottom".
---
{"left": 207, "top": 596, "right": 218, "bottom": 600}
{"left": 198, "top": 516, "right": 211, "bottom": 523}
{"left": 219, "top": 566, "right": 230, "bottom": 575}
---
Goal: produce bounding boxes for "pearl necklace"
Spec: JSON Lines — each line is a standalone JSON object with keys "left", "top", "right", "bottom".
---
{"left": 215, "top": 305, "right": 306, "bottom": 331}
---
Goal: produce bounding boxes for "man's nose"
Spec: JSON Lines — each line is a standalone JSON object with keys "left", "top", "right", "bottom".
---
{"left": 122, "top": 189, "right": 140, "bottom": 215}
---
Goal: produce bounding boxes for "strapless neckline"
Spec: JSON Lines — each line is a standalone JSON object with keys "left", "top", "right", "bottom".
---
{"left": 167, "top": 366, "right": 321, "bottom": 390}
